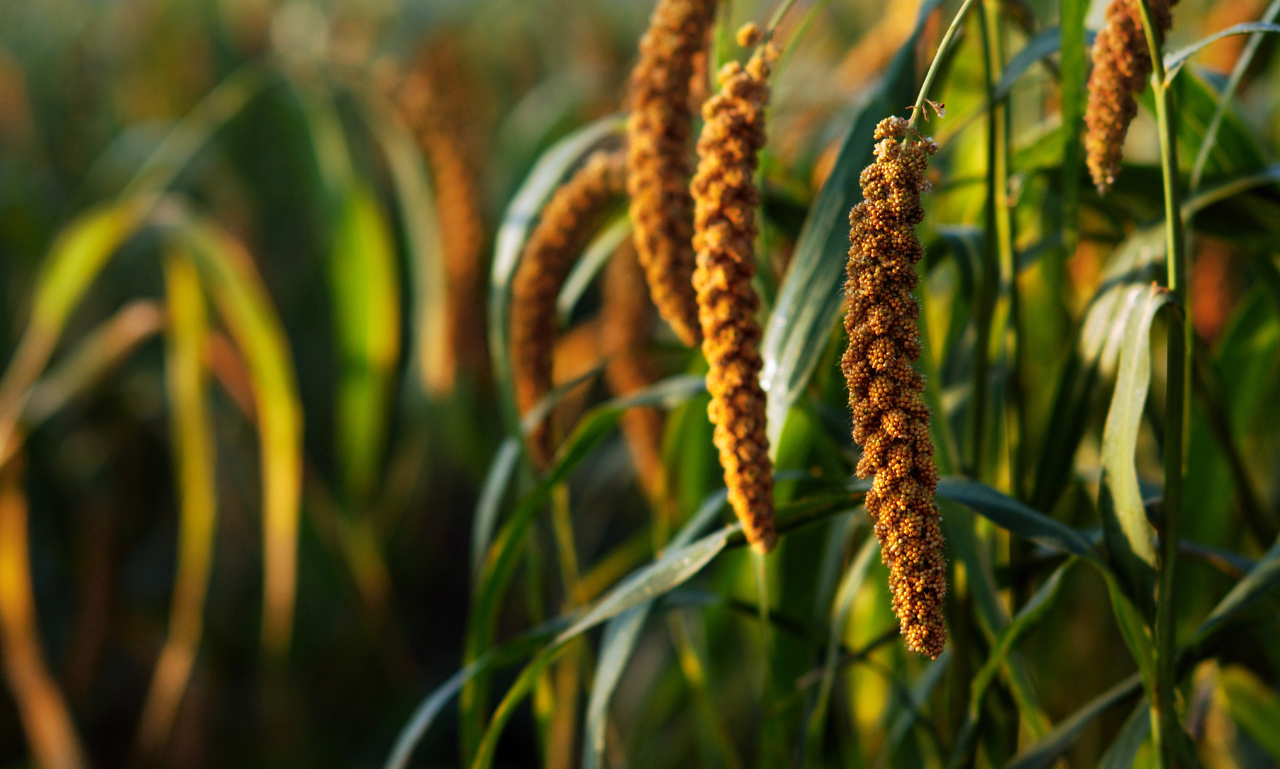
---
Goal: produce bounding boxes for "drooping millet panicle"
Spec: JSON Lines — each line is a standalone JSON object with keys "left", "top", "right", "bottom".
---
{"left": 626, "top": 0, "right": 717, "bottom": 348}
{"left": 690, "top": 40, "right": 777, "bottom": 554}
{"left": 399, "top": 40, "right": 489, "bottom": 393}
{"left": 510, "top": 150, "right": 627, "bottom": 469}
{"left": 1085, "top": 0, "right": 1178, "bottom": 194}
{"left": 602, "top": 239, "right": 667, "bottom": 502}
{"left": 843, "top": 116, "right": 947, "bottom": 659}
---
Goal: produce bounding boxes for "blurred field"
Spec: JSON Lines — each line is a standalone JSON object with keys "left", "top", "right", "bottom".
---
{"left": 2, "top": 0, "right": 1280, "bottom": 767}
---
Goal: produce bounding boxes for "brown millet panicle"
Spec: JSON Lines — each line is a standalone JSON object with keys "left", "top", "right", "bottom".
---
{"left": 690, "top": 42, "right": 778, "bottom": 554}
{"left": 1085, "top": 0, "right": 1178, "bottom": 194}
{"left": 602, "top": 239, "right": 667, "bottom": 501}
{"left": 843, "top": 117, "right": 947, "bottom": 659}
{"left": 399, "top": 41, "right": 489, "bottom": 392}
{"left": 510, "top": 151, "right": 627, "bottom": 468}
{"left": 626, "top": 0, "right": 717, "bottom": 348}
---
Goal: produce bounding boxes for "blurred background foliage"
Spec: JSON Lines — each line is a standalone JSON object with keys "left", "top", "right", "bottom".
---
{"left": 2, "top": 0, "right": 1280, "bottom": 767}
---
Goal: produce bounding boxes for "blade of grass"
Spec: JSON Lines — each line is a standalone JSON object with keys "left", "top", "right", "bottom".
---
{"left": 175, "top": 211, "right": 303, "bottom": 660}
{"left": 1189, "top": 0, "right": 1280, "bottom": 192}
{"left": 134, "top": 246, "right": 219, "bottom": 762}
{"left": 557, "top": 213, "right": 632, "bottom": 325}
{"left": 1005, "top": 672, "right": 1143, "bottom": 769}
{"left": 22, "top": 300, "right": 164, "bottom": 426}
{"left": 0, "top": 199, "right": 150, "bottom": 465}
{"left": 0, "top": 458, "right": 89, "bottom": 769}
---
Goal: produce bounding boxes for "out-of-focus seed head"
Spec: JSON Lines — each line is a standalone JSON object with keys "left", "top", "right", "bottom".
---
{"left": 602, "top": 238, "right": 668, "bottom": 503}
{"left": 510, "top": 151, "right": 627, "bottom": 469}
{"left": 691, "top": 44, "right": 778, "bottom": 553}
{"left": 842, "top": 116, "right": 947, "bottom": 659}
{"left": 626, "top": 0, "right": 717, "bottom": 348}
{"left": 1084, "top": 0, "right": 1177, "bottom": 194}
{"left": 398, "top": 39, "right": 489, "bottom": 393}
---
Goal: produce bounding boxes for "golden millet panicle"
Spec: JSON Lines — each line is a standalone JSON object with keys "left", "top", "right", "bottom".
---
{"left": 510, "top": 151, "right": 627, "bottom": 469}
{"left": 843, "top": 117, "right": 947, "bottom": 659}
{"left": 399, "top": 40, "right": 489, "bottom": 393}
{"left": 626, "top": 0, "right": 717, "bottom": 348}
{"left": 1085, "top": 0, "right": 1177, "bottom": 194}
{"left": 602, "top": 239, "right": 667, "bottom": 502}
{"left": 691, "top": 42, "right": 779, "bottom": 554}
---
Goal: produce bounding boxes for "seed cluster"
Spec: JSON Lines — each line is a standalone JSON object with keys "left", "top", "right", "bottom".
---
{"left": 1085, "top": 0, "right": 1177, "bottom": 194}
{"left": 690, "top": 43, "right": 777, "bottom": 554}
{"left": 602, "top": 239, "right": 666, "bottom": 502}
{"left": 626, "top": 0, "right": 716, "bottom": 348}
{"left": 843, "top": 117, "right": 947, "bottom": 659}
{"left": 510, "top": 150, "right": 627, "bottom": 468}
{"left": 399, "top": 41, "right": 488, "bottom": 392}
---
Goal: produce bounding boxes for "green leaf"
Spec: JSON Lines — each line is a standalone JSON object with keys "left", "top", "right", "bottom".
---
{"left": 581, "top": 489, "right": 728, "bottom": 769}
{"left": 1218, "top": 665, "right": 1280, "bottom": 760}
{"left": 471, "top": 438, "right": 522, "bottom": 585}
{"left": 805, "top": 532, "right": 877, "bottom": 765}
{"left": 1097, "top": 701, "right": 1151, "bottom": 769}
{"left": 488, "top": 116, "right": 625, "bottom": 433}
{"left": 0, "top": 198, "right": 150, "bottom": 463}
{"left": 937, "top": 477, "right": 1097, "bottom": 560}
{"left": 329, "top": 186, "right": 401, "bottom": 506}
{"left": 947, "top": 560, "right": 1074, "bottom": 768}
{"left": 473, "top": 524, "right": 738, "bottom": 769}
{"left": 1163, "top": 22, "right": 1280, "bottom": 79}
{"left": 557, "top": 213, "right": 632, "bottom": 325}
{"left": 462, "top": 374, "right": 704, "bottom": 757}
{"left": 178, "top": 213, "right": 304, "bottom": 659}
{"left": 993, "top": 26, "right": 1061, "bottom": 101}
{"left": 1059, "top": 0, "right": 1090, "bottom": 256}
{"left": 382, "top": 618, "right": 569, "bottom": 769}
{"left": 1005, "top": 673, "right": 1143, "bottom": 769}
{"left": 1189, "top": 536, "right": 1280, "bottom": 648}
{"left": 350, "top": 84, "right": 450, "bottom": 397}
{"left": 759, "top": 0, "right": 942, "bottom": 456}
{"left": 135, "top": 247, "right": 219, "bottom": 761}
{"left": 1097, "top": 285, "right": 1171, "bottom": 591}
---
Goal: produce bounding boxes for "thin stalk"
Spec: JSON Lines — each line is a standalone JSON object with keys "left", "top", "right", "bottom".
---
{"left": 908, "top": 0, "right": 983, "bottom": 134}
{"left": 971, "top": 3, "right": 1000, "bottom": 478}
{"left": 1134, "top": 0, "right": 1190, "bottom": 764}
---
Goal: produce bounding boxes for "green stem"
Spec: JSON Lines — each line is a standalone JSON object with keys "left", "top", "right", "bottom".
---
{"left": 1134, "top": 0, "right": 1189, "bottom": 764}
{"left": 907, "top": 0, "right": 983, "bottom": 133}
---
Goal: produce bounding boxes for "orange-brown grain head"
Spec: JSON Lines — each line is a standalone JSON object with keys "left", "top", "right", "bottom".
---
{"left": 842, "top": 117, "right": 946, "bottom": 659}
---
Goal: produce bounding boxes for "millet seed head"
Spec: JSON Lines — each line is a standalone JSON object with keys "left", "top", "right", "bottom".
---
{"left": 626, "top": 0, "right": 718, "bottom": 348}
{"left": 841, "top": 116, "right": 947, "bottom": 659}
{"left": 691, "top": 43, "right": 777, "bottom": 554}
{"left": 510, "top": 150, "right": 627, "bottom": 469}
{"left": 1084, "top": 0, "right": 1178, "bottom": 194}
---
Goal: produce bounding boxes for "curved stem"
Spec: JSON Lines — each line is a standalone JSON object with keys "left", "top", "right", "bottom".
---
{"left": 1133, "top": 0, "right": 1190, "bottom": 765}
{"left": 908, "top": 0, "right": 983, "bottom": 133}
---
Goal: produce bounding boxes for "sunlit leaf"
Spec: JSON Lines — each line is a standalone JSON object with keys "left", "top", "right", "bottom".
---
{"left": 177, "top": 212, "right": 303, "bottom": 659}
{"left": 1218, "top": 664, "right": 1280, "bottom": 760}
{"left": 135, "top": 247, "right": 219, "bottom": 761}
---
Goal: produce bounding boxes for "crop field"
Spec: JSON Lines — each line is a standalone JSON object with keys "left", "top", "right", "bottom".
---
{"left": 2, "top": 0, "right": 1280, "bottom": 766}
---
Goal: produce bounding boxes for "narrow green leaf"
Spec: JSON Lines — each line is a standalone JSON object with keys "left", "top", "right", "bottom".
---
{"left": 1005, "top": 673, "right": 1143, "bottom": 769}
{"left": 1218, "top": 665, "right": 1280, "bottom": 760}
{"left": 328, "top": 186, "right": 401, "bottom": 505}
{"left": 1163, "top": 22, "right": 1280, "bottom": 79}
{"left": 760, "top": 0, "right": 943, "bottom": 455}
{"left": 1189, "top": 536, "right": 1280, "bottom": 647}
{"left": 135, "top": 247, "right": 218, "bottom": 760}
{"left": 805, "top": 533, "right": 877, "bottom": 766}
{"left": 1059, "top": 0, "right": 1089, "bottom": 259}
{"left": 937, "top": 477, "right": 1097, "bottom": 560}
{"left": 993, "top": 26, "right": 1061, "bottom": 101}
{"left": 1097, "top": 701, "right": 1151, "bottom": 769}
{"left": 1098, "top": 285, "right": 1172, "bottom": 596}
{"left": 178, "top": 214, "right": 304, "bottom": 659}
{"left": 0, "top": 198, "right": 150, "bottom": 462}
{"left": 471, "top": 438, "right": 522, "bottom": 585}
{"left": 557, "top": 213, "right": 632, "bottom": 325}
